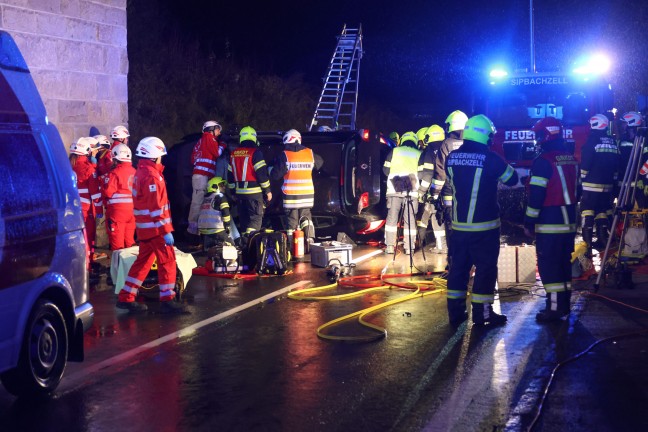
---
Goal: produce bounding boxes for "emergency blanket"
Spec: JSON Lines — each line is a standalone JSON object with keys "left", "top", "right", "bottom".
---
{"left": 111, "top": 246, "right": 197, "bottom": 294}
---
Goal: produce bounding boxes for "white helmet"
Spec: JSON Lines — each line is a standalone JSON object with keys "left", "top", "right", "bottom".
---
{"left": 135, "top": 136, "right": 167, "bottom": 159}
{"left": 622, "top": 111, "right": 643, "bottom": 127}
{"left": 94, "top": 134, "right": 111, "bottom": 148}
{"left": 70, "top": 137, "right": 96, "bottom": 155}
{"left": 112, "top": 143, "right": 132, "bottom": 162}
{"left": 589, "top": 114, "right": 609, "bottom": 130}
{"left": 111, "top": 125, "right": 130, "bottom": 139}
{"left": 283, "top": 129, "right": 302, "bottom": 145}
{"left": 202, "top": 120, "right": 222, "bottom": 132}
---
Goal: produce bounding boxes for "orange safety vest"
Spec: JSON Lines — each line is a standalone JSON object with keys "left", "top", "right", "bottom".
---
{"left": 282, "top": 148, "right": 315, "bottom": 209}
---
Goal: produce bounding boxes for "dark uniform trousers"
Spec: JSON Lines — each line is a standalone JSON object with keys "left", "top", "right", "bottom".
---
{"left": 239, "top": 197, "right": 264, "bottom": 233}
{"left": 537, "top": 231, "right": 574, "bottom": 313}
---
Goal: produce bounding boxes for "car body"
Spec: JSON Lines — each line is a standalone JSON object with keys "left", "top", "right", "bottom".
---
{"left": 0, "top": 31, "right": 94, "bottom": 397}
{"left": 165, "top": 129, "right": 392, "bottom": 241}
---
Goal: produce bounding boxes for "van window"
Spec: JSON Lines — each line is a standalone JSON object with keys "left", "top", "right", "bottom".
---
{"left": 0, "top": 131, "right": 57, "bottom": 288}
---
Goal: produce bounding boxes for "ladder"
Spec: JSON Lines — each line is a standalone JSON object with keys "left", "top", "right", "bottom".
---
{"left": 309, "top": 24, "right": 363, "bottom": 132}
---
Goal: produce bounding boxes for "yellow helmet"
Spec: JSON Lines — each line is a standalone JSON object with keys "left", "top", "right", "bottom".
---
{"left": 445, "top": 110, "right": 469, "bottom": 133}
{"left": 207, "top": 176, "right": 226, "bottom": 193}
{"left": 416, "top": 127, "right": 428, "bottom": 143}
{"left": 389, "top": 131, "right": 400, "bottom": 146}
{"left": 400, "top": 131, "right": 418, "bottom": 147}
{"left": 425, "top": 125, "right": 445, "bottom": 144}
{"left": 463, "top": 115, "right": 496, "bottom": 145}
{"left": 239, "top": 126, "right": 258, "bottom": 144}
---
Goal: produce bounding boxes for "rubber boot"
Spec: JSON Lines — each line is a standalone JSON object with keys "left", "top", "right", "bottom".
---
{"left": 582, "top": 218, "right": 594, "bottom": 257}
{"left": 447, "top": 298, "right": 468, "bottom": 327}
{"left": 536, "top": 289, "right": 571, "bottom": 322}
{"left": 472, "top": 302, "right": 507, "bottom": 327}
{"left": 594, "top": 218, "right": 609, "bottom": 251}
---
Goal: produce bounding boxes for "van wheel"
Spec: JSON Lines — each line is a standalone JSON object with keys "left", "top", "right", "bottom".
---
{"left": 0, "top": 300, "right": 68, "bottom": 397}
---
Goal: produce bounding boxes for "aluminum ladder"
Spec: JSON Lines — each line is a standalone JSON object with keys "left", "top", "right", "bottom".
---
{"left": 309, "top": 24, "right": 363, "bottom": 131}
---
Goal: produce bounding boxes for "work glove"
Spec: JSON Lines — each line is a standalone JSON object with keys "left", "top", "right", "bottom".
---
{"left": 90, "top": 156, "right": 97, "bottom": 164}
{"left": 163, "top": 232, "right": 174, "bottom": 246}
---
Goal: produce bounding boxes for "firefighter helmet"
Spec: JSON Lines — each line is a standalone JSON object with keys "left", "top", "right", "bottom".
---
{"left": 445, "top": 110, "right": 469, "bottom": 133}
{"left": 589, "top": 114, "right": 609, "bottom": 130}
{"left": 239, "top": 126, "right": 258, "bottom": 144}
{"left": 532, "top": 117, "right": 563, "bottom": 145}
{"left": 206, "top": 176, "right": 226, "bottom": 194}
{"left": 416, "top": 127, "right": 428, "bottom": 143}
{"left": 202, "top": 120, "right": 222, "bottom": 132}
{"left": 389, "top": 131, "right": 400, "bottom": 146}
{"left": 400, "top": 131, "right": 418, "bottom": 147}
{"left": 110, "top": 125, "right": 130, "bottom": 139}
{"left": 94, "top": 134, "right": 111, "bottom": 148}
{"left": 283, "top": 129, "right": 302, "bottom": 145}
{"left": 135, "top": 136, "right": 167, "bottom": 158}
{"left": 69, "top": 137, "right": 96, "bottom": 155}
{"left": 621, "top": 111, "right": 643, "bottom": 127}
{"left": 463, "top": 115, "right": 496, "bottom": 145}
{"left": 111, "top": 143, "right": 132, "bottom": 162}
{"left": 425, "top": 125, "right": 445, "bottom": 144}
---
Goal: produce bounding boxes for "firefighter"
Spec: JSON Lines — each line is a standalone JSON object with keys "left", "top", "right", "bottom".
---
{"left": 524, "top": 117, "right": 579, "bottom": 322}
{"left": 188, "top": 120, "right": 224, "bottom": 235}
{"left": 618, "top": 111, "right": 644, "bottom": 178}
{"left": 198, "top": 176, "right": 232, "bottom": 251}
{"left": 580, "top": 114, "right": 619, "bottom": 254}
{"left": 228, "top": 126, "right": 272, "bottom": 234}
{"left": 445, "top": 115, "right": 518, "bottom": 327}
{"left": 69, "top": 137, "right": 104, "bottom": 268}
{"left": 432, "top": 110, "right": 469, "bottom": 263}
{"left": 103, "top": 143, "right": 136, "bottom": 251}
{"left": 116, "top": 137, "right": 186, "bottom": 314}
{"left": 383, "top": 131, "right": 421, "bottom": 255}
{"left": 270, "top": 129, "right": 323, "bottom": 242}
{"left": 416, "top": 124, "right": 445, "bottom": 249}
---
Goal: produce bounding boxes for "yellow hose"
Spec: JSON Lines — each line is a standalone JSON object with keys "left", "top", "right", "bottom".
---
{"left": 288, "top": 276, "right": 447, "bottom": 342}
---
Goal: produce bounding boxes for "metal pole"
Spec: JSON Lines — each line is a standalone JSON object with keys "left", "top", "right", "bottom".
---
{"left": 530, "top": 0, "right": 536, "bottom": 73}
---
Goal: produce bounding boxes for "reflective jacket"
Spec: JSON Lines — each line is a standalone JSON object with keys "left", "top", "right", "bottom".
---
{"left": 227, "top": 144, "right": 271, "bottom": 198}
{"left": 282, "top": 146, "right": 315, "bottom": 208}
{"left": 192, "top": 132, "right": 223, "bottom": 177}
{"left": 433, "top": 133, "right": 463, "bottom": 206}
{"left": 581, "top": 130, "right": 619, "bottom": 193}
{"left": 446, "top": 141, "right": 518, "bottom": 232}
{"left": 73, "top": 155, "right": 103, "bottom": 215}
{"left": 132, "top": 159, "right": 173, "bottom": 240}
{"left": 198, "top": 192, "right": 230, "bottom": 234}
{"left": 417, "top": 141, "right": 441, "bottom": 196}
{"left": 525, "top": 142, "right": 579, "bottom": 234}
{"left": 103, "top": 162, "right": 135, "bottom": 219}
{"left": 383, "top": 143, "right": 421, "bottom": 196}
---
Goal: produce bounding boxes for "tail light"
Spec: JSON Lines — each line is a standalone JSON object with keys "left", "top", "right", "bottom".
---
{"left": 360, "top": 129, "right": 370, "bottom": 141}
{"left": 357, "top": 192, "right": 369, "bottom": 213}
{"left": 356, "top": 220, "right": 386, "bottom": 235}
{"left": 379, "top": 136, "right": 387, "bottom": 145}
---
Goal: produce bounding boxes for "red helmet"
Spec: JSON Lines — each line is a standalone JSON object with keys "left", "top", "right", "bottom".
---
{"left": 532, "top": 117, "right": 563, "bottom": 145}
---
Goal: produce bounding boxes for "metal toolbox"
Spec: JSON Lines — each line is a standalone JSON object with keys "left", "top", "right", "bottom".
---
{"left": 497, "top": 244, "right": 536, "bottom": 285}
{"left": 310, "top": 242, "right": 353, "bottom": 267}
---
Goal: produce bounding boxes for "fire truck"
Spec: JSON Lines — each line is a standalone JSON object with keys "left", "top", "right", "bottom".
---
{"left": 473, "top": 56, "right": 614, "bottom": 187}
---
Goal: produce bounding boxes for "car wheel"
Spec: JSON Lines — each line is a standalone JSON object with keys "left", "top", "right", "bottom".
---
{"left": 0, "top": 299, "right": 68, "bottom": 397}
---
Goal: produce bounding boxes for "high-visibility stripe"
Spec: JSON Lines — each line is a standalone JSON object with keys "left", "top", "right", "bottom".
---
{"left": 556, "top": 165, "right": 572, "bottom": 205}
{"left": 471, "top": 293, "right": 494, "bottom": 303}
{"left": 544, "top": 282, "right": 570, "bottom": 293}
{"left": 78, "top": 188, "right": 89, "bottom": 193}
{"left": 108, "top": 197, "right": 133, "bottom": 204}
{"left": 195, "top": 158, "right": 216, "bottom": 166}
{"left": 582, "top": 183, "right": 613, "bottom": 192}
{"left": 136, "top": 218, "right": 172, "bottom": 229}
{"left": 535, "top": 224, "right": 576, "bottom": 234}
{"left": 80, "top": 197, "right": 91, "bottom": 204}
{"left": 467, "top": 167, "right": 482, "bottom": 224}
{"left": 126, "top": 275, "right": 143, "bottom": 286}
{"left": 447, "top": 289, "right": 467, "bottom": 300}
{"left": 452, "top": 219, "right": 500, "bottom": 232}
{"left": 526, "top": 206, "right": 540, "bottom": 218}
{"left": 500, "top": 165, "right": 514, "bottom": 183}
{"left": 530, "top": 176, "right": 548, "bottom": 187}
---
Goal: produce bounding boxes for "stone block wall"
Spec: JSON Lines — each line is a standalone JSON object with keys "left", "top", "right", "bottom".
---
{"left": 0, "top": 0, "right": 128, "bottom": 147}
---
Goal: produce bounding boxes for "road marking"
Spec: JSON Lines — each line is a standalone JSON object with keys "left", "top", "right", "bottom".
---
{"left": 61, "top": 279, "right": 311, "bottom": 391}
{"left": 351, "top": 249, "right": 383, "bottom": 264}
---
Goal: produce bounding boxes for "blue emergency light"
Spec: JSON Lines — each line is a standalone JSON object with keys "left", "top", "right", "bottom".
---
{"left": 572, "top": 53, "right": 610, "bottom": 75}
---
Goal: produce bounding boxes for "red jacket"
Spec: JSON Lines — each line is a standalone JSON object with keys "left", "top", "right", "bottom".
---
{"left": 192, "top": 132, "right": 223, "bottom": 177}
{"left": 132, "top": 159, "right": 173, "bottom": 240}
{"left": 73, "top": 155, "right": 103, "bottom": 215}
{"left": 103, "top": 162, "right": 136, "bottom": 219}
{"left": 96, "top": 148, "right": 113, "bottom": 178}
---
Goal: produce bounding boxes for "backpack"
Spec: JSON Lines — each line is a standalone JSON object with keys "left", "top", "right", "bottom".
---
{"left": 246, "top": 230, "right": 290, "bottom": 275}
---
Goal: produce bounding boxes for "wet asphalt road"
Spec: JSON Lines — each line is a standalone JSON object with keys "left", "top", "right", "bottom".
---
{"left": 1, "top": 245, "right": 646, "bottom": 432}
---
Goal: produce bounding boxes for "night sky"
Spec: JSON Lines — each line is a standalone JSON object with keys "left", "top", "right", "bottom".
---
{"left": 151, "top": 0, "right": 648, "bottom": 119}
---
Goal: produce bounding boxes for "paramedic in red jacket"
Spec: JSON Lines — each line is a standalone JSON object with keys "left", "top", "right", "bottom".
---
{"left": 103, "top": 143, "right": 136, "bottom": 250}
{"left": 69, "top": 137, "right": 104, "bottom": 267}
{"left": 116, "top": 137, "right": 187, "bottom": 314}
{"left": 188, "top": 120, "right": 224, "bottom": 235}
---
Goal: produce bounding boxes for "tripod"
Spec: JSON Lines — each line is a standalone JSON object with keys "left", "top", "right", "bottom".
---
{"left": 594, "top": 127, "right": 648, "bottom": 290}
{"left": 392, "top": 191, "right": 427, "bottom": 273}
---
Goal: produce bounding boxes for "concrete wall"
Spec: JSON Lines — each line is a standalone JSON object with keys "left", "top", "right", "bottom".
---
{"left": 0, "top": 0, "right": 128, "bottom": 146}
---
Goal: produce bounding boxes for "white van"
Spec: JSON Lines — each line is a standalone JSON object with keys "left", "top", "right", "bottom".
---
{"left": 0, "top": 31, "right": 94, "bottom": 397}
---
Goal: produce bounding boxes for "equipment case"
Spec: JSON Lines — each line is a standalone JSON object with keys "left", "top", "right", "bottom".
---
{"left": 310, "top": 242, "right": 353, "bottom": 267}
{"left": 497, "top": 244, "right": 536, "bottom": 285}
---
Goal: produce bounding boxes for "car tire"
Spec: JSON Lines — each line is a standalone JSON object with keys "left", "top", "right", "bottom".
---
{"left": 0, "top": 299, "right": 69, "bottom": 397}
